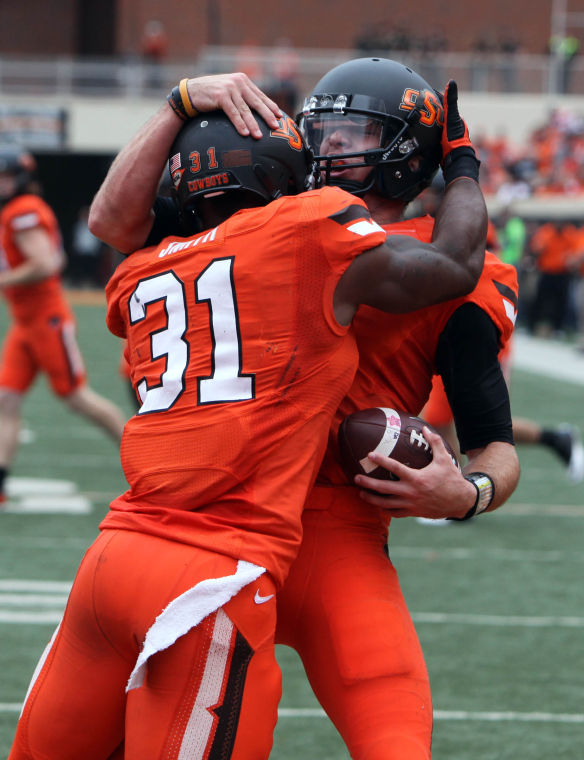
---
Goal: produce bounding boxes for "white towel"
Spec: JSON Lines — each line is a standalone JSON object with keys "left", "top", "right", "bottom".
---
{"left": 127, "top": 559, "right": 265, "bottom": 691}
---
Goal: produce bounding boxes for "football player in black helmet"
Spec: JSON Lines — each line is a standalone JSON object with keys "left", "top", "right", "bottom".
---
{"left": 167, "top": 109, "right": 316, "bottom": 234}
{"left": 90, "top": 72, "right": 288, "bottom": 254}
{"left": 275, "top": 58, "right": 518, "bottom": 760}
{"left": 297, "top": 57, "right": 443, "bottom": 203}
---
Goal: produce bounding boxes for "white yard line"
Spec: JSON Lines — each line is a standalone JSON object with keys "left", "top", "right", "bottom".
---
{"left": 0, "top": 594, "right": 69, "bottom": 607}
{"left": 0, "top": 703, "right": 581, "bottom": 723}
{"left": 8, "top": 454, "right": 119, "bottom": 467}
{"left": 391, "top": 547, "right": 583, "bottom": 562}
{"left": 512, "top": 333, "right": 584, "bottom": 385}
{"left": 4, "top": 611, "right": 583, "bottom": 627}
{"left": 1, "top": 582, "right": 582, "bottom": 629}
{"left": 0, "top": 580, "right": 72, "bottom": 592}
{"left": 411, "top": 612, "right": 584, "bottom": 627}
{"left": 5, "top": 500, "right": 577, "bottom": 518}
{"left": 4, "top": 538, "right": 583, "bottom": 562}
{"left": 0, "top": 611, "right": 63, "bottom": 624}
{"left": 0, "top": 537, "right": 90, "bottom": 549}
{"left": 432, "top": 710, "right": 584, "bottom": 723}
{"left": 277, "top": 707, "right": 584, "bottom": 723}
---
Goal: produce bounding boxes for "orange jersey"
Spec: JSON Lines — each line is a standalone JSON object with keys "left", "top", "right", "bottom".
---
{"left": 317, "top": 215, "right": 518, "bottom": 486}
{"left": 530, "top": 222, "right": 582, "bottom": 274}
{"left": 0, "top": 194, "right": 67, "bottom": 323}
{"left": 422, "top": 372, "right": 454, "bottom": 429}
{"left": 118, "top": 339, "right": 131, "bottom": 379}
{"left": 103, "top": 187, "right": 386, "bottom": 587}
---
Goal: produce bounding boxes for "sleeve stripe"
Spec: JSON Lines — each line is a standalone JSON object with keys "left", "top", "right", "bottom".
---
{"left": 503, "top": 299, "right": 517, "bottom": 325}
{"left": 493, "top": 279, "right": 518, "bottom": 308}
{"left": 328, "top": 204, "right": 373, "bottom": 226}
{"left": 347, "top": 219, "right": 386, "bottom": 237}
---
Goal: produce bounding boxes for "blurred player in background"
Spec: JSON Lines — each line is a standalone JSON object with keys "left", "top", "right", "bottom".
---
{"left": 419, "top": 180, "right": 584, "bottom": 483}
{"left": 0, "top": 145, "right": 125, "bottom": 505}
{"left": 9, "top": 88, "right": 486, "bottom": 759}
{"left": 88, "top": 64, "right": 512, "bottom": 759}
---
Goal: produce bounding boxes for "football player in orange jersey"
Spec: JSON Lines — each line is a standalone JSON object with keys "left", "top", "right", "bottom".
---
{"left": 8, "top": 81, "right": 487, "bottom": 759}
{"left": 0, "top": 145, "right": 126, "bottom": 505}
{"left": 86, "top": 65, "right": 517, "bottom": 759}
{"left": 279, "top": 59, "right": 520, "bottom": 759}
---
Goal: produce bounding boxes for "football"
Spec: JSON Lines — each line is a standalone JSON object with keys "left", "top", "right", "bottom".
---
{"left": 338, "top": 406, "right": 459, "bottom": 481}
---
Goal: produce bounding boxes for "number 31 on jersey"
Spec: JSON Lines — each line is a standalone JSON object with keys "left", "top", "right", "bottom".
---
{"left": 128, "top": 258, "right": 255, "bottom": 414}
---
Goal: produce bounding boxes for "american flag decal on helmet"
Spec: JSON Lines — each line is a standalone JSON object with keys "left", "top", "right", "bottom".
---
{"left": 170, "top": 152, "right": 181, "bottom": 173}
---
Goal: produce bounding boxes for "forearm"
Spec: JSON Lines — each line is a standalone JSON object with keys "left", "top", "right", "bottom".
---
{"left": 431, "top": 177, "right": 487, "bottom": 291}
{"left": 354, "top": 231, "right": 486, "bottom": 315}
{"left": 3, "top": 229, "right": 63, "bottom": 285}
{"left": 356, "top": 181, "right": 487, "bottom": 316}
{"left": 429, "top": 78, "right": 487, "bottom": 293}
{"left": 54, "top": 246, "right": 67, "bottom": 275}
{"left": 464, "top": 441, "right": 520, "bottom": 512}
{"left": 0, "top": 260, "right": 51, "bottom": 286}
{"left": 89, "top": 103, "right": 181, "bottom": 253}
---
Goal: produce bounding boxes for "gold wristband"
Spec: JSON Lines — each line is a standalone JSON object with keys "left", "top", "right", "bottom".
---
{"left": 178, "top": 78, "right": 198, "bottom": 118}
{"left": 167, "top": 80, "right": 198, "bottom": 121}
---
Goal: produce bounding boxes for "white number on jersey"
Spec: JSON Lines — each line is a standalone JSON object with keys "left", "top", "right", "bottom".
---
{"left": 128, "top": 259, "right": 254, "bottom": 414}
{"left": 196, "top": 257, "right": 254, "bottom": 404}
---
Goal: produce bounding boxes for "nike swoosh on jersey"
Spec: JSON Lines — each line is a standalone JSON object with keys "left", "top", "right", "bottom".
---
{"left": 254, "top": 590, "right": 275, "bottom": 605}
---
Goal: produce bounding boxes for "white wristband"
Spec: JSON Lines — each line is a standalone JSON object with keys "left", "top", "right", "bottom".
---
{"left": 449, "top": 472, "right": 495, "bottom": 521}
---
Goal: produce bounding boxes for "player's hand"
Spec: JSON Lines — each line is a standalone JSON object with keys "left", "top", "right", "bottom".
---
{"left": 354, "top": 427, "right": 476, "bottom": 519}
{"left": 185, "top": 73, "right": 283, "bottom": 138}
{"left": 440, "top": 80, "right": 480, "bottom": 184}
{"left": 441, "top": 80, "right": 473, "bottom": 161}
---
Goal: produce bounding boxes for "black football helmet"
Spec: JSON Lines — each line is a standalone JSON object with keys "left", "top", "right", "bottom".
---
{"left": 0, "top": 143, "right": 37, "bottom": 201}
{"left": 168, "top": 110, "right": 316, "bottom": 229}
{"left": 297, "top": 57, "right": 444, "bottom": 203}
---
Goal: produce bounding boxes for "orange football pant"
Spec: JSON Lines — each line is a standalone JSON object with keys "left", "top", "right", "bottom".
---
{"left": 276, "top": 487, "right": 433, "bottom": 760}
{"left": 0, "top": 314, "right": 86, "bottom": 396}
{"left": 9, "top": 529, "right": 280, "bottom": 760}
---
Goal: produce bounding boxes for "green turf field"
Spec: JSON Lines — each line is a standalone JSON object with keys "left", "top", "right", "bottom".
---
{"left": 1, "top": 299, "right": 583, "bottom": 758}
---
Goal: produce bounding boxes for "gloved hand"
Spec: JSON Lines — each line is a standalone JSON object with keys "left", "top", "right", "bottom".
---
{"left": 440, "top": 80, "right": 480, "bottom": 185}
